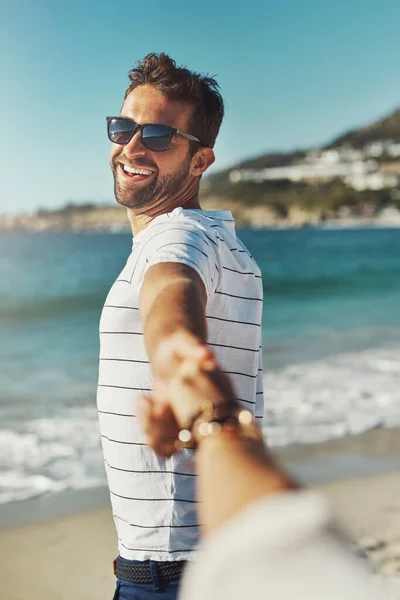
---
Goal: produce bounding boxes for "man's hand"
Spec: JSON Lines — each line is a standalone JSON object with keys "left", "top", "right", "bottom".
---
{"left": 138, "top": 396, "right": 181, "bottom": 458}
{"left": 152, "top": 330, "right": 212, "bottom": 381}
{"left": 151, "top": 330, "right": 216, "bottom": 426}
{"left": 138, "top": 331, "right": 214, "bottom": 458}
{"left": 139, "top": 347, "right": 237, "bottom": 457}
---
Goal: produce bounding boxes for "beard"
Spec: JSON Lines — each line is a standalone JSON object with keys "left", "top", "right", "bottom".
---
{"left": 111, "top": 153, "right": 193, "bottom": 211}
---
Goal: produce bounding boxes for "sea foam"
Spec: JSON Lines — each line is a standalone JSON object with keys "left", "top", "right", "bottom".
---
{"left": 1, "top": 347, "right": 399, "bottom": 504}
{"left": 263, "top": 347, "right": 400, "bottom": 447}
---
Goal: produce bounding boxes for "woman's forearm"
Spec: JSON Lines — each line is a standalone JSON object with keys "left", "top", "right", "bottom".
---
{"left": 196, "top": 431, "right": 298, "bottom": 535}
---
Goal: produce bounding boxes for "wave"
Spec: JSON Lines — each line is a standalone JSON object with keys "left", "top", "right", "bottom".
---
{"left": 0, "top": 406, "right": 105, "bottom": 504}
{"left": 1, "top": 345, "right": 400, "bottom": 504}
{"left": 0, "top": 291, "right": 107, "bottom": 324}
{"left": 263, "top": 347, "right": 400, "bottom": 447}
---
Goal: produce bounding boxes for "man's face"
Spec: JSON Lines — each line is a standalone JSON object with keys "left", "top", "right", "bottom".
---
{"left": 110, "top": 84, "right": 196, "bottom": 211}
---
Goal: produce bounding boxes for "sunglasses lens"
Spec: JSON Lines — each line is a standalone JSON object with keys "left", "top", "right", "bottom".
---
{"left": 142, "top": 124, "right": 173, "bottom": 151}
{"left": 108, "top": 118, "right": 135, "bottom": 145}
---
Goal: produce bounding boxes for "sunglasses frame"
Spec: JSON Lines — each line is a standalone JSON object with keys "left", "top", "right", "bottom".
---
{"left": 106, "top": 116, "right": 203, "bottom": 151}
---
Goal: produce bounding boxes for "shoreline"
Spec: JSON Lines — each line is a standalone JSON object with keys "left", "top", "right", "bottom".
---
{"left": 1, "top": 425, "right": 399, "bottom": 530}
{"left": 1, "top": 199, "right": 400, "bottom": 232}
{"left": 2, "top": 219, "right": 400, "bottom": 233}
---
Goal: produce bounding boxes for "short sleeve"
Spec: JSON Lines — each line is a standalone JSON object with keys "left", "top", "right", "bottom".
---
{"left": 140, "top": 221, "right": 219, "bottom": 298}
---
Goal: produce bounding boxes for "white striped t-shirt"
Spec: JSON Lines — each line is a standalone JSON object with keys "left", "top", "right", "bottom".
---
{"left": 97, "top": 207, "right": 264, "bottom": 562}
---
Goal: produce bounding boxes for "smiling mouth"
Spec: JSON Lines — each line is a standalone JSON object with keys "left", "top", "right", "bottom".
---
{"left": 119, "top": 163, "right": 155, "bottom": 179}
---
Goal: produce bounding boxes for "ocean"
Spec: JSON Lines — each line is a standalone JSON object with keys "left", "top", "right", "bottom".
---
{"left": 1, "top": 227, "right": 400, "bottom": 505}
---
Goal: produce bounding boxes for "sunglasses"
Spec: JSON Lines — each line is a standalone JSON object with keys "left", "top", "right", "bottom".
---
{"left": 106, "top": 116, "right": 203, "bottom": 152}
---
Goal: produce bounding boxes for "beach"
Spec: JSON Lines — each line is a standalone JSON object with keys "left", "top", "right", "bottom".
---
{"left": 0, "top": 504, "right": 116, "bottom": 600}
{"left": 280, "top": 427, "right": 400, "bottom": 578}
{"left": 1, "top": 426, "right": 400, "bottom": 600}
{"left": 1, "top": 228, "right": 400, "bottom": 597}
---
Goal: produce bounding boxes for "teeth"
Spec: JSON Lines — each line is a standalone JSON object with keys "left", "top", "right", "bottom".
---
{"left": 123, "top": 165, "right": 152, "bottom": 176}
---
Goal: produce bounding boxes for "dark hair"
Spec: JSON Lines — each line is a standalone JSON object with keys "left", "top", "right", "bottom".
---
{"left": 125, "top": 53, "right": 224, "bottom": 149}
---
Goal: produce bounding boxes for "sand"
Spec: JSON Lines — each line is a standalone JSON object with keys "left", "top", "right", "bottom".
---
{"left": 0, "top": 505, "right": 117, "bottom": 600}
{"left": 1, "top": 427, "right": 400, "bottom": 599}
{"left": 322, "top": 473, "right": 400, "bottom": 576}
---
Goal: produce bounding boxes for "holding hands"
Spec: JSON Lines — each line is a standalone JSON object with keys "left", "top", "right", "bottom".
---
{"left": 139, "top": 330, "right": 238, "bottom": 457}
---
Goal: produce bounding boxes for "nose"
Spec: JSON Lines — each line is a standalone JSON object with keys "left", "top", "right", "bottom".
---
{"left": 124, "top": 129, "right": 146, "bottom": 158}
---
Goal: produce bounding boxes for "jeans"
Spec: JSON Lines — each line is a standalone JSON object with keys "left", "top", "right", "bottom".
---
{"left": 112, "top": 559, "right": 181, "bottom": 600}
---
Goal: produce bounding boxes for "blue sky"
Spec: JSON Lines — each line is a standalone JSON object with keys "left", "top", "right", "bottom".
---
{"left": 1, "top": 0, "right": 400, "bottom": 215}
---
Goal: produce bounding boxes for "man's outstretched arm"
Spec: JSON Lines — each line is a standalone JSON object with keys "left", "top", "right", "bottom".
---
{"left": 139, "top": 261, "right": 212, "bottom": 381}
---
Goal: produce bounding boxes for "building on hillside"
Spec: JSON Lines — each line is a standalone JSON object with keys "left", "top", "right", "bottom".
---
{"left": 388, "top": 143, "right": 400, "bottom": 158}
{"left": 364, "top": 140, "right": 400, "bottom": 158}
{"left": 345, "top": 171, "right": 400, "bottom": 191}
{"left": 377, "top": 205, "right": 400, "bottom": 224}
{"left": 229, "top": 140, "right": 400, "bottom": 190}
{"left": 229, "top": 159, "right": 377, "bottom": 185}
{"left": 364, "top": 141, "right": 387, "bottom": 157}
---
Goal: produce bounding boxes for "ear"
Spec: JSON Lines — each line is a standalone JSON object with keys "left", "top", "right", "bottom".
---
{"left": 190, "top": 147, "right": 215, "bottom": 177}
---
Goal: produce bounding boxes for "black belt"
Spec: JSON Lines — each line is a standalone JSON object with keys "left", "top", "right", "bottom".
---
{"left": 114, "top": 556, "right": 186, "bottom": 585}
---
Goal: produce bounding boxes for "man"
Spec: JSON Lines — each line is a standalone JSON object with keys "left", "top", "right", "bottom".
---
{"left": 97, "top": 52, "right": 264, "bottom": 600}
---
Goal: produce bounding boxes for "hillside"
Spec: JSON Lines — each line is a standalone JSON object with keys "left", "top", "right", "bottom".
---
{"left": 207, "top": 106, "right": 400, "bottom": 187}
{"left": 206, "top": 150, "right": 307, "bottom": 187}
{"left": 328, "top": 107, "right": 400, "bottom": 149}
